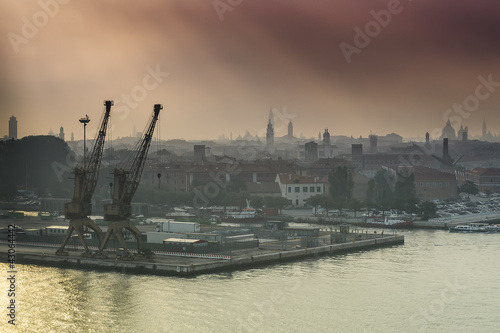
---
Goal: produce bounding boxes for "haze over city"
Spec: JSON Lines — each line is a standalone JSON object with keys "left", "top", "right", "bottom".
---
{"left": 1, "top": 1, "right": 500, "bottom": 141}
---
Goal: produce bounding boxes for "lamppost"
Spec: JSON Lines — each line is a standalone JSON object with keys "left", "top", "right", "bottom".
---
{"left": 79, "top": 115, "right": 90, "bottom": 168}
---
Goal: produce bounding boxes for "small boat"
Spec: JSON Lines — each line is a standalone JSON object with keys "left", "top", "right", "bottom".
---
{"left": 222, "top": 200, "right": 264, "bottom": 223}
{"left": 449, "top": 223, "right": 500, "bottom": 233}
{"left": 226, "top": 208, "right": 257, "bottom": 219}
{"left": 165, "top": 208, "right": 196, "bottom": 219}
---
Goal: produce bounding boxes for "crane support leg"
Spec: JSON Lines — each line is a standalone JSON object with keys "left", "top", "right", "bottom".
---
{"left": 56, "top": 218, "right": 103, "bottom": 255}
{"left": 99, "top": 220, "right": 142, "bottom": 255}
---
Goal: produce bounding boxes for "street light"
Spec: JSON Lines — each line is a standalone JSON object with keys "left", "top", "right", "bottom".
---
{"left": 79, "top": 115, "right": 90, "bottom": 169}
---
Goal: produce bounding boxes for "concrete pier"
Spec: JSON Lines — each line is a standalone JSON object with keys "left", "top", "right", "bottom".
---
{"left": 0, "top": 235, "right": 404, "bottom": 276}
{"left": 416, "top": 212, "right": 500, "bottom": 229}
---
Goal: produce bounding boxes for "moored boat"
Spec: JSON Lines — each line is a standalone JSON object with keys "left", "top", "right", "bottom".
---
{"left": 449, "top": 223, "right": 500, "bottom": 233}
{"left": 221, "top": 199, "right": 264, "bottom": 223}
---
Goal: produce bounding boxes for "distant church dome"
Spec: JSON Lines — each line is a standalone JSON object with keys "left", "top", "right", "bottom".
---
{"left": 441, "top": 119, "right": 456, "bottom": 140}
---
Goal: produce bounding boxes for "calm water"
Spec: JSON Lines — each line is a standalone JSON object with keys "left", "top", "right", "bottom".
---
{"left": 2, "top": 230, "right": 500, "bottom": 333}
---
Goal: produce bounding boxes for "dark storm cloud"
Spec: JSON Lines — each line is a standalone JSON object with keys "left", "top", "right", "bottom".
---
{"left": 1, "top": 0, "right": 499, "bottom": 139}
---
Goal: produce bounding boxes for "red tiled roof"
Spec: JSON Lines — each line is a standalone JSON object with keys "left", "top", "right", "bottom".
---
{"left": 277, "top": 173, "right": 328, "bottom": 184}
{"left": 412, "top": 166, "right": 456, "bottom": 181}
{"left": 469, "top": 168, "right": 500, "bottom": 176}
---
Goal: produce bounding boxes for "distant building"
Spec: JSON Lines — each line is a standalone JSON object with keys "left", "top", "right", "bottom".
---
{"left": 8, "top": 116, "right": 17, "bottom": 140}
{"left": 378, "top": 133, "right": 403, "bottom": 146}
{"left": 288, "top": 121, "right": 294, "bottom": 142}
{"left": 304, "top": 158, "right": 354, "bottom": 178}
{"left": 245, "top": 182, "right": 281, "bottom": 198}
{"left": 411, "top": 166, "right": 457, "bottom": 201}
{"left": 463, "top": 168, "right": 500, "bottom": 195}
{"left": 441, "top": 119, "right": 456, "bottom": 140}
{"left": 143, "top": 162, "right": 191, "bottom": 192}
{"left": 276, "top": 173, "right": 327, "bottom": 207}
{"left": 351, "top": 144, "right": 363, "bottom": 170}
{"left": 304, "top": 141, "right": 318, "bottom": 162}
{"left": 318, "top": 129, "right": 335, "bottom": 158}
{"left": 425, "top": 132, "right": 430, "bottom": 143}
{"left": 350, "top": 143, "right": 434, "bottom": 172}
{"left": 481, "top": 119, "right": 494, "bottom": 141}
{"left": 323, "top": 129, "right": 330, "bottom": 145}
{"left": 59, "top": 126, "right": 65, "bottom": 141}
{"left": 266, "top": 114, "right": 274, "bottom": 152}
{"left": 369, "top": 134, "right": 377, "bottom": 153}
{"left": 194, "top": 145, "right": 206, "bottom": 161}
{"left": 457, "top": 125, "right": 468, "bottom": 142}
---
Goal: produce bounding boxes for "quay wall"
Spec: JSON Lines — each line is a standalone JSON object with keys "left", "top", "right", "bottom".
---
{"left": 3, "top": 235, "right": 404, "bottom": 276}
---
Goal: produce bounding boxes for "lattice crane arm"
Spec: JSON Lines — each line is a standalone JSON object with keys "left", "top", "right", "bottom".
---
{"left": 106, "top": 104, "right": 162, "bottom": 221}
{"left": 82, "top": 100, "right": 113, "bottom": 203}
{"left": 122, "top": 104, "right": 161, "bottom": 204}
{"left": 65, "top": 100, "right": 113, "bottom": 219}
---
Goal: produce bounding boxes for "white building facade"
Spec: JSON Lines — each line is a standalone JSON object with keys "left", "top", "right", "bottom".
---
{"left": 275, "top": 173, "right": 328, "bottom": 207}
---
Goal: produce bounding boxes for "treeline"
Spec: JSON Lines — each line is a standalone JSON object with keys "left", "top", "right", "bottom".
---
{"left": 307, "top": 166, "right": 437, "bottom": 219}
{"left": 0, "top": 136, "right": 74, "bottom": 200}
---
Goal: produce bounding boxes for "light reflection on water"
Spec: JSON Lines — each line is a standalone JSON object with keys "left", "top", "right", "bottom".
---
{"left": 1, "top": 230, "right": 499, "bottom": 332}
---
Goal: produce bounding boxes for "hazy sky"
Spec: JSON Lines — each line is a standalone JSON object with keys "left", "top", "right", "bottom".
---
{"left": 1, "top": 0, "right": 500, "bottom": 141}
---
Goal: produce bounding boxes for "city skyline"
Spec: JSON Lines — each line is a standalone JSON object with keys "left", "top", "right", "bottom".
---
{"left": 1, "top": 1, "right": 500, "bottom": 140}
{"left": 3, "top": 110, "right": 498, "bottom": 144}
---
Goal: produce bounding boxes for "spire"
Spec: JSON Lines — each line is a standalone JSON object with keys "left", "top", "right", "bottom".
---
{"left": 266, "top": 114, "right": 274, "bottom": 152}
{"left": 268, "top": 107, "right": 274, "bottom": 126}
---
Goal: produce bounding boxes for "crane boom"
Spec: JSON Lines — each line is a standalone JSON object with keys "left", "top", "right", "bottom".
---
{"left": 65, "top": 100, "right": 113, "bottom": 218}
{"left": 58, "top": 100, "right": 113, "bottom": 256}
{"left": 100, "top": 104, "right": 162, "bottom": 255}
{"left": 104, "top": 104, "right": 162, "bottom": 220}
{"left": 83, "top": 100, "right": 113, "bottom": 204}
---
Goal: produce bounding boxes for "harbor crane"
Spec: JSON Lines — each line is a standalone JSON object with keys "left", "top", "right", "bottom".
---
{"left": 100, "top": 104, "right": 162, "bottom": 255}
{"left": 57, "top": 100, "right": 113, "bottom": 255}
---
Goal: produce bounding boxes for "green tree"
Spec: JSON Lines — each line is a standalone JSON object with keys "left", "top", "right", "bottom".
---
{"left": 366, "top": 179, "right": 375, "bottom": 205}
{"left": 226, "top": 177, "right": 247, "bottom": 193}
{"left": 141, "top": 247, "right": 155, "bottom": 259}
{"left": 306, "top": 194, "right": 324, "bottom": 209}
{"left": 373, "top": 169, "right": 394, "bottom": 210}
{"left": 0, "top": 136, "right": 74, "bottom": 199}
{"left": 306, "top": 194, "right": 336, "bottom": 215}
{"left": 250, "top": 196, "right": 264, "bottom": 209}
{"left": 458, "top": 180, "right": 479, "bottom": 196}
{"left": 393, "top": 172, "right": 417, "bottom": 211}
{"left": 218, "top": 191, "right": 250, "bottom": 209}
{"left": 264, "top": 196, "right": 290, "bottom": 214}
{"left": 418, "top": 201, "right": 438, "bottom": 220}
{"left": 329, "top": 166, "right": 354, "bottom": 211}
